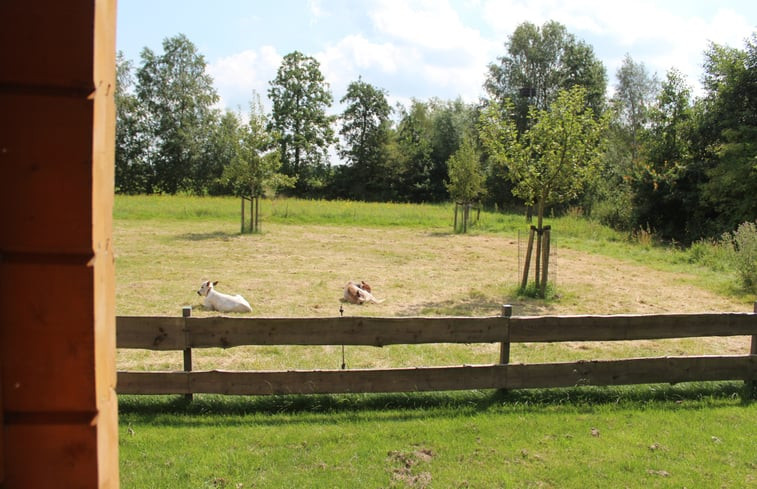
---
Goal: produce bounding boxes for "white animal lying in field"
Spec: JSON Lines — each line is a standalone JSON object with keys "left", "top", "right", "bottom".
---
{"left": 197, "top": 280, "right": 252, "bottom": 313}
{"left": 343, "top": 280, "right": 384, "bottom": 304}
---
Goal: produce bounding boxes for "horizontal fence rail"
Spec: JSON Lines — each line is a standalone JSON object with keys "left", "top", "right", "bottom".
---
{"left": 116, "top": 309, "right": 757, "bottom": 397}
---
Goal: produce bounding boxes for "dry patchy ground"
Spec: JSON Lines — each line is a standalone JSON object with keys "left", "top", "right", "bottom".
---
{"left": 115, "top": 220, "right": 752, "bottom": 370}
{"left": 115, "top": 221, "right": 746, "bottom": 317}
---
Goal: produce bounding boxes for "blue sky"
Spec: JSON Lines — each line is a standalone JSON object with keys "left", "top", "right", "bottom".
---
{"left": 117, "top": 0, "right": 757, "bottom": 114}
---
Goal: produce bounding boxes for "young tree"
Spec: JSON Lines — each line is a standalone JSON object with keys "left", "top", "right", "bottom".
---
{"left": 338, "top": 78, "right": 392, "bottom": 200}
{"left": 446, "top": 135, "right": 485, "bottom": 232}
{"left": 480, "top": 86, "right": 608, "bottom": 294}
{"left": 223, "top": 95, "right": 295, "bottom": 232}
{"left": 136, "top": 34, "right": 219, "bottom": 194}
{"left": 268, "top": 51, "right": 335, "bottom": 196}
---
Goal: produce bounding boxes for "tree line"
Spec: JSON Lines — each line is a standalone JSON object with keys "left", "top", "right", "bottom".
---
{"left": 116, "top": 22, "right": 757, "bottom": 244}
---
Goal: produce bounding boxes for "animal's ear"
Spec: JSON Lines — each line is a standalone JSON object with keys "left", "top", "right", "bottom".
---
{"left": 212, "top": 281, "right": 219, "bottom": 286}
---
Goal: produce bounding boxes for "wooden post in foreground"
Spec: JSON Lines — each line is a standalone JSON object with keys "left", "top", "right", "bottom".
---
{"left": 183, "top": 306, "right": 193, "bottom": 401}
{"left": 1, "top": 1, "right": 119, "bottom": 486}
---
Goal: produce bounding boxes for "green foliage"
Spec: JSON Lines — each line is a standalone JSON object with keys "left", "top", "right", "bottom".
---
{"left": 480, "top": 86, "right": 609, "bottom": 230}
{"left": 484, "top": 20, "right": 607, "bottom": 132}
{"left": 445, "top": 135, "right": 485, "bottom": 204}
{"left": 221, "top": 94, "right": 295, "bottom": 199}
{"left": 720, "top": 221, "right": 757, "bottom": 291}
{"left": 112, "top": 31, "right": 757, "bottom": 248}
{"left": 393, "top": 100, "right": 436, "bottom": 202}
{"left": 336, "top": 78, "right": 393, "bottom": 200}
{"left": 268, "top": 51, "right": 335, "bottom": 196}
{"left": 115, "top": 52, "right": 154, "bottom": 194}
{"left": 136, "top": 34, "right": 219, "bottom": 194}
{"left": 630, "top": 69, "right": 698, "bottom": 242}
{"left": 697, "top": 36, "right": 757, "bottom": 235}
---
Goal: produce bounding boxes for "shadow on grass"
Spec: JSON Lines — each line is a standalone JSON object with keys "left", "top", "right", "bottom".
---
{"left": 396, "top": 290, "right": 559, "bottom": 317}
{"left": 118, "top": 382, "right": 753, "bottom": 424}
{"left": 175, "top": 231, "right": 241, "bottom": 241}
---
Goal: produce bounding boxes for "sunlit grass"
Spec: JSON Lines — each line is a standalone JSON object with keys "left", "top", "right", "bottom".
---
{"left": 115, "top": 195, "right": 756, "bottom": 489}
{"left": 119, "top": 385, "right": 757, "bottom": 489}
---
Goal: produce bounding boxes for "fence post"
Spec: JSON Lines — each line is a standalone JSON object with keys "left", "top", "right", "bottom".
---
{"left": 182, "top": 306, "right": 193, "bottom": 401}
{"left": 747, "top": 302, "right": 757, "bottom": 399}
{"left": 499, "top": 304, "right": 512, "bottom": 365}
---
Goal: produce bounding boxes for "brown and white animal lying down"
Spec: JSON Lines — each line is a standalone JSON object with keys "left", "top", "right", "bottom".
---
{"left": 343, "top": 280, "right": 384, "bottom": 304}
{"left": 197, "top": 280, "right": 252, "bottom": 313}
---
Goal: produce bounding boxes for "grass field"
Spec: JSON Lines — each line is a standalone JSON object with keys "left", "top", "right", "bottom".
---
{"left": 115, "top": 195, "right": 756, "bottom": 488}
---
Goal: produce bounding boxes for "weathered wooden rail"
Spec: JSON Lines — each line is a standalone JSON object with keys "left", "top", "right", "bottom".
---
{"left": 116, "top": 306, "right": 757, "bottom": 397}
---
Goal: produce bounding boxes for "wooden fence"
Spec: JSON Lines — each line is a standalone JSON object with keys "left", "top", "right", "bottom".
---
{"left": 116, "top": 305, "right": 757, "bottom": 397}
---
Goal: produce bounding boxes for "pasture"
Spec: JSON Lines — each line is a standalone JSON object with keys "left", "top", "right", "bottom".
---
{"left": 116, "top": 195, "right": 756, "bottom": 488}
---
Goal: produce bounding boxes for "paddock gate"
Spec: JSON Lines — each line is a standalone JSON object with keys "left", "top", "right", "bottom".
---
{"left": 116, "top": 306, "right": 757, "bottom": 398}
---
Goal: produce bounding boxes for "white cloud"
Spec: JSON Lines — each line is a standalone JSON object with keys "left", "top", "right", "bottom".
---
{"left": 479, "top": 0, "right": 756, "bottom": 95}
{"left": 371, "top": 0, "right": 486, "bottom": 51}
{"left": 197, "top": 0, "right": 754, "bottom": 114}
{"left": 208, "top": 46, "right": 281, "bottom": 112}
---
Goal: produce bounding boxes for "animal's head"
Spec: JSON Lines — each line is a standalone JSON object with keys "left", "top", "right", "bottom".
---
{"left": 197, "top": 280, "right": 218, "bottom": 296}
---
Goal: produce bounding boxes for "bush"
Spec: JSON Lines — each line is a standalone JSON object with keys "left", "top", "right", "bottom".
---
{"left": 721, "top": 221, "right": 757, "bottom": 291}
{"left": 688, "top": 239, "right": 729, "bottom": 271}
{"left": 592, "top": 189, "right": 634, "bottom": 232}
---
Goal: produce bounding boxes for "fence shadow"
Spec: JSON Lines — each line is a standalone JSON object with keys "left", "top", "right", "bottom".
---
{"left": 118, "top": 381, "right": 752, "bottom": 424}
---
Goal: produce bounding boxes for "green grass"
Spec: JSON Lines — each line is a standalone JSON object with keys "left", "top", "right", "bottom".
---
{"left": 115, "top": 195, "right": 756, "bottom": 488}
{"left": 119, "top": 385, "right": 757, "bottom": 488}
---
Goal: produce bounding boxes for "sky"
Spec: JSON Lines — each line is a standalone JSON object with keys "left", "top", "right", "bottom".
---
{"left": 117, "top": 0, "right": 757, "bottom": 115}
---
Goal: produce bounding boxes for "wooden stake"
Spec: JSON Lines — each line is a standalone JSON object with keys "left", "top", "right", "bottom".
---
{"left": 521, "top": 226, "right": 536, "bottom": 290}
{"left": 240, "top": 197, "right": 245, "bottom": 234}
{"left": 540, "top": 226, "right": 551, "bottom": 298}
{"left": 454, "top": 203, "right": 458, "bottom": 232}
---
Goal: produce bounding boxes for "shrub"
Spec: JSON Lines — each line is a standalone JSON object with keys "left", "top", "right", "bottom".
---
{"left": 631, "top": 224, "right": 655, "bottom": 248}
{"left": 688, "top": 239, "right": 729, "bottom": 271}
{"left": 720, "top": 221, "right": 757, "bottom": 291}
{"left": 592, "top": 189, "right": 634, "bottom": 232}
